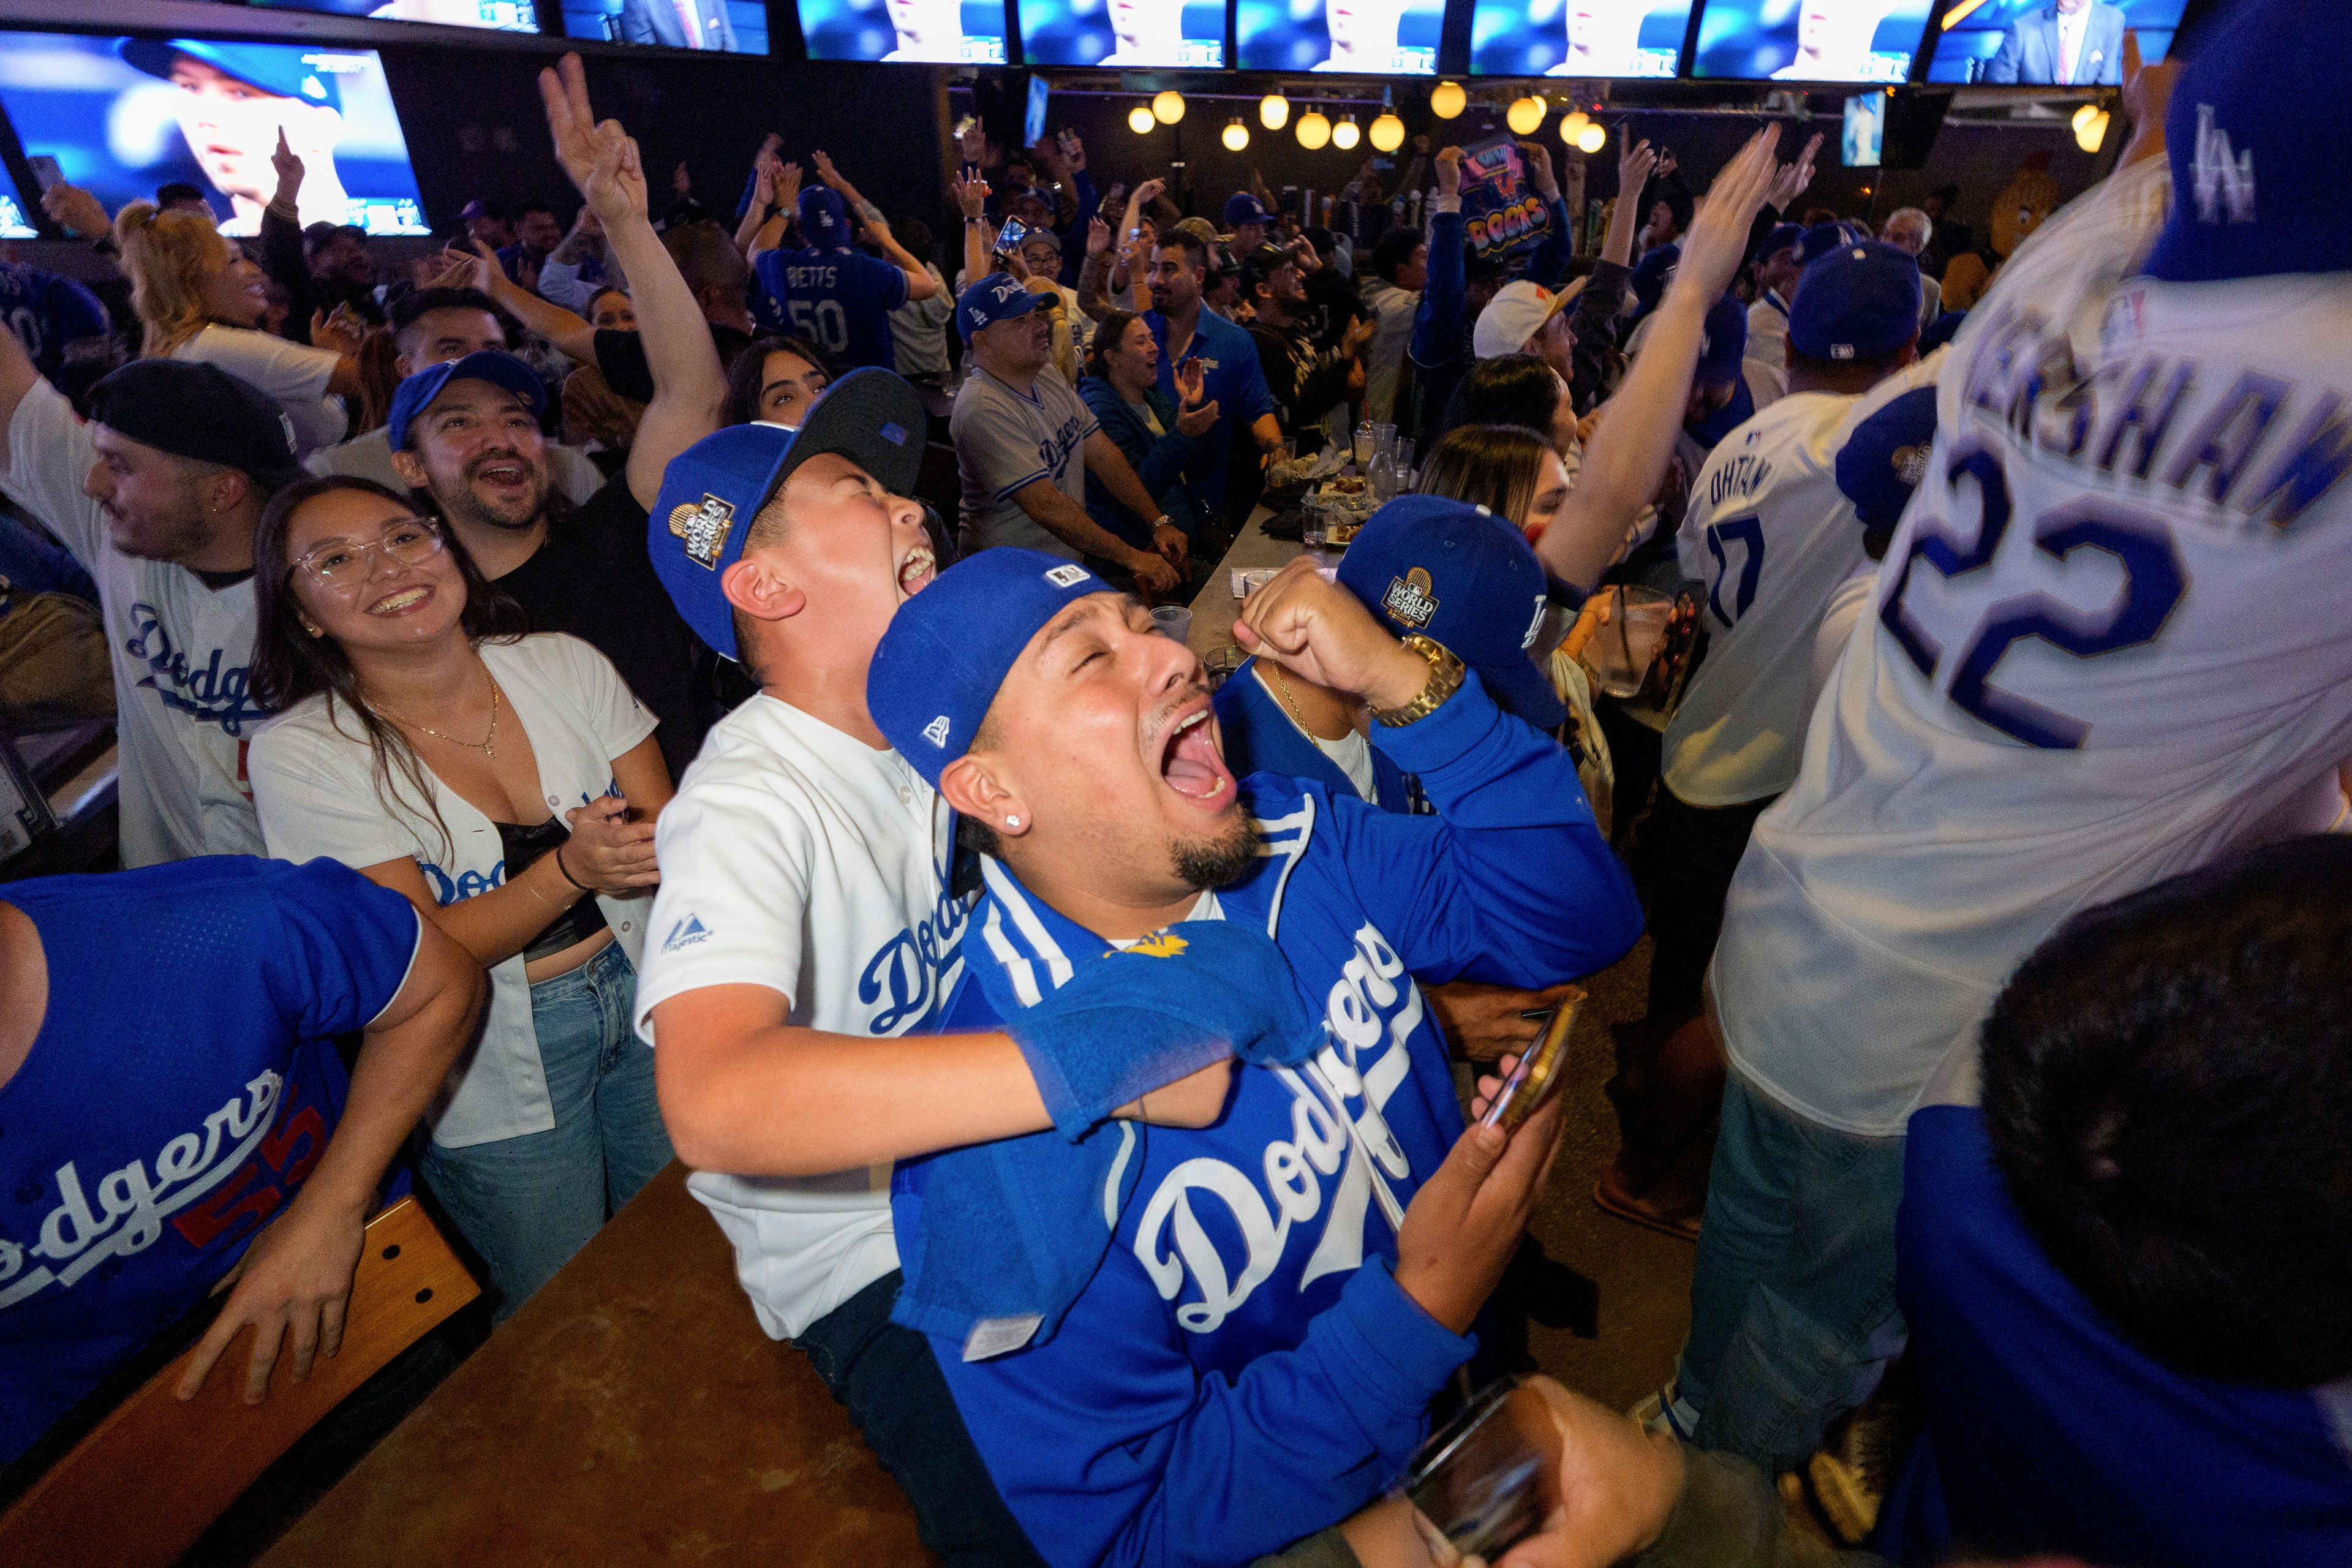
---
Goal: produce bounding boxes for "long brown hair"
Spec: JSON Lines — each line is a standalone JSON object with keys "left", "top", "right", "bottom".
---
{"left": 251, "top": 474, "right": 528, "bottom": 856}
{"left": 115, "top": 200, "right": 234, "bottom": 357}
{"left": 1418, "top": 423, "right": 1554, "bottom": 533}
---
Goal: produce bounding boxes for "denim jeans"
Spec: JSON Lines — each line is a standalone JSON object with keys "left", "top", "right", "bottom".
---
{"left": 794, "top": 1270, "right": 1046, "bottom": 1568}
{"left": 420, "top": 939, "right": 674, "bottom": 1318}
{"left": 1672, "top": 1071, "right": 1909, "bottom": 1472}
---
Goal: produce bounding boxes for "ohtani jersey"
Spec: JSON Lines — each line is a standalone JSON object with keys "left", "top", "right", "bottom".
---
{"left": 1714, "top": 154, "right": 2352, "bottom": 1137}
{"left": 1666, "top": 352, "right": 1942, "bottom": 807}
{"left": 752, "top": 245, "right": 909, "bottom": 372}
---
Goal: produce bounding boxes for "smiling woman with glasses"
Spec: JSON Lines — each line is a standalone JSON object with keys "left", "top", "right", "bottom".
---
{"left": 244, "top": 473, "right": 679, "bottom": 1317}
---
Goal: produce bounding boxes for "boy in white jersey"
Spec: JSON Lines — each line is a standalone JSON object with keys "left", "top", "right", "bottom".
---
{"left": 636, "top": 370, "right": 1254, "bottom": 1565}
{"left": 1607, "top": 241, "right": 1931, "bottom": 1237}
{"left": 1665, "top": 15, "right": 2352, "bottom": 1474}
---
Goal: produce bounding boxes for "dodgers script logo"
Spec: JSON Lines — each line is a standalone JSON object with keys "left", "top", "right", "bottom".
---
{"left": 669, "top": 494, "right": 737, "bottom": 568}
{"left": 0, "top": 1071, "right": 282, "bottom": 1311}
{"left": 858, "top": 880, "right": 973, "bottom": 1035}
{"left": 1133, "top": 920, "right": 1423, "bottom": 1334}
{"left": 124, "top": 603, "right": 265, "bottom": 736}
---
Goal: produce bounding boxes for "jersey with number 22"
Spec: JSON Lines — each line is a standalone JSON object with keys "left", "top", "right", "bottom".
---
{"left": 1713, "top": 155, "right": 2352, "bottom": 1136}
{"left": 754, "top": 246, "right": 910, "bottom": 372}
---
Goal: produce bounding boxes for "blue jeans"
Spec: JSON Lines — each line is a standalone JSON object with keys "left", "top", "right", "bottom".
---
{"left": 421, "top": 939, "right": 674, "bottom": 1318}
{"left": 1673, "top": 1071, "right": 1909, "bottom": 1472}
{"left": 795, "top": 1271, "right": 1046, "bottom": 1567}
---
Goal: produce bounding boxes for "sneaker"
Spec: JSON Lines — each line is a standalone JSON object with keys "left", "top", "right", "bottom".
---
{"left": 1806, "top": 1398, "right": 1899, "bottom": 1546}
{"left": 1628, "top": 1385, "right": 1698, "bottom": 1441}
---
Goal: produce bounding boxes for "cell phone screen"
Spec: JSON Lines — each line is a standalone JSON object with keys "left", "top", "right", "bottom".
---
{"left": 26, "top": 156, "right": 60, "bottom": 193}
{"left": 995, "top": 216, "right": 1030, "bottom": 255}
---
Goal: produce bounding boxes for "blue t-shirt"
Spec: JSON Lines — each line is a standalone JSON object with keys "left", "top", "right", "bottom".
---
{"left": 0, "top": 856, "right": 421, "bottom": 1467}
{"left": 752, "top": 245, "right": 910, "bottom": 371}
{"left": 1883, "top": 1105, "right": 2352, "bottom": 1567}
{"left": 1144, "top": 307, "right": 1276, "bottom": 514}
{"left": 0, "top": 262, "right": 109, "bottom": 388}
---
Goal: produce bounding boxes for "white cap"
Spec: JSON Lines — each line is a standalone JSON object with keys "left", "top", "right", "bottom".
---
{"left": 1471, "top": 277, "right": 1586, "bottom": 360}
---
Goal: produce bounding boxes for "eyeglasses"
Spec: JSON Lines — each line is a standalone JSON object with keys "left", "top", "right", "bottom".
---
{"left": 291, "top": 516, "right": 445, "bottom": 588}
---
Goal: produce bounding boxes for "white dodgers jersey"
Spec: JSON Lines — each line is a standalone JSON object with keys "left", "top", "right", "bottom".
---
{"left": 1667, "top": 352, "right": 1943, "bottom": 808}
{"left": 1713, "top": 156, "right": 2352, "bottom": 1136}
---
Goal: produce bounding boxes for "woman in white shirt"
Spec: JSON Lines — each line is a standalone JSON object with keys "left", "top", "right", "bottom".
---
{"left": 247, "top": 475, "right": 676, "bottom": 1314}
{"left": 115, "top": 201, "right": 361, "bottom": 456}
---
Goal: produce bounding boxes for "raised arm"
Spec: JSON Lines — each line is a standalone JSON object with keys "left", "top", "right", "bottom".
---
{"left": 812, "top": 150, "right": 937, "bottom": 301}
{"left": 0, "top": 287, "right": 47, "bottom": 461}
{"left": 1517, "top": 140, "right": 1577, "bottom": 289}
{"left": 539, "top": 55, "right": 728, "bottom": 510}
{"left": 461, "top": 239, "right": 598, "bottom": 364}
{"left": 1537, "top": 129, "right": 1782, "bottom": 592}
{"left": 1409, "top": 148, "right": 1467, "bottom": 369}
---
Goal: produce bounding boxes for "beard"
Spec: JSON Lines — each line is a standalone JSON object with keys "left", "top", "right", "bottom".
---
{"left": 1170, "top": 811, "right": 1256, "bottom": 892}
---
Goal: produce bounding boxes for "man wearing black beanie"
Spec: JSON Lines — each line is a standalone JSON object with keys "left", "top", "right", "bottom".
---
{"left": 0, "top": 336, "right": 298, "bottom": 865}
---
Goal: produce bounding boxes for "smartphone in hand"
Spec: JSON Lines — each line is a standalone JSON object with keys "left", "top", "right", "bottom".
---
{"left": 1478, "top": 988, "right": 1583, "bottom": 1133}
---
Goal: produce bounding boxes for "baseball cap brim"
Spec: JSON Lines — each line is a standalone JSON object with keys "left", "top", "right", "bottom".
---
{"left": 388, "top": 352, "right": 545, "bottom": 453}
{"left": 1472, "top": 649, "right": 1569, "bottom": 733}
{"left": 766, "top": 367, "right": 927, "bottom": 500}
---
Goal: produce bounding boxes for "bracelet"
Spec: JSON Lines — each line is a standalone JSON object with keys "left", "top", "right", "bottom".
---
{"left": 553, "top": 842, "right": 592, "bottom": 893}
{"left": 1372, "top": 635, "right": 1466, "bottom": 728}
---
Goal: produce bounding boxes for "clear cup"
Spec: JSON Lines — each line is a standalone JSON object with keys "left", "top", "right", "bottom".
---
{"left": 1301, "top": 497, "right": 1329, "bottom": 548}
{"left": 1396, "top": 1377, "right": 1558, "bottom": 1564}
{"left": 1234, "top": 566, "right": 1281, "bottom": 602}
{"left": 1580, "top": 584, "right": 1675, "bottom": 699}
{"left": 1150, "top": 604, "right": 1193, "bottom": 643}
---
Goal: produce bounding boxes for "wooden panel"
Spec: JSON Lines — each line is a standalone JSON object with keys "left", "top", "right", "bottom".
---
{"left": 255, "top": 1163, "right": 935, "bottom": 1568}
{"left": 0, "top": 1197, "right": 477, "bottom": 1568}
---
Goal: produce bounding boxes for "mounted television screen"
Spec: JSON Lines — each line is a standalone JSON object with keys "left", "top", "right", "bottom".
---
{"left": 1022, "top": 0, "right": 1225, "bottom": 66}
{"left": 0, "top": 34, "right": 429, "bottom": 236}
{"left": 1842, "top": 89, "right": 1885, "bottom": 165}
{"left": 797, "top": 0, "right": 1008, "bottom": 61}
{"left": 1692, "top": 0, "right": 1933, "bottom": 81}
{"left": 1925, "top": 0, "right": 2183, "bottom": 85}
{"left": 1472, "top": 0, "right": 1694, "bottom": 79}
{"left": 1236, "top": 0, "right": 1446, "bottom": 74}
{"left": 559, "top": 1, "right": 770, "bottom": 51}
{"left": 243, "top": 1, "right": 538, "bottom": 28}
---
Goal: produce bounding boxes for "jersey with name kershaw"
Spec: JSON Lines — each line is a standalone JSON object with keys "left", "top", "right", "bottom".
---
{"left": 633, "top": 694, "right": 968, "bottom": 1340}
{"left": 1713, "top": 154, "right": 2352, "bottom": 1137}
{"left": 752, "top": 245, "right": 909, "bottom": 372}
{"left": 1667, "top": 353, "right": 1942, "bottom": 807}
{"left": 1, "top": 379, "right": 265, "bottom": 866}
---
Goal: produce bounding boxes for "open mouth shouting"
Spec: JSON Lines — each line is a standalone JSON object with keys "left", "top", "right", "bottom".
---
{"left": 1156, "top": 697, "right": 1234, "bottom": 808}
{"left": 897, "top": 542, "right": 937, "bottom": 601}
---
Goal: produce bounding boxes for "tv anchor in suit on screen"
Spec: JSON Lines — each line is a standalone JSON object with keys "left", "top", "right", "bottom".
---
{"left": 1985, "top": 0, "right": 2125, "bottom": 85}
{"left": 617, "top": 0, "right": 739, "bottom": 50}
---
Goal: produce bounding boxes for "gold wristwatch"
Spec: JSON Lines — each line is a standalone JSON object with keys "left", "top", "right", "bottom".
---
{"left": 1372, "top": 635, "right": 1465, "bottom": 727}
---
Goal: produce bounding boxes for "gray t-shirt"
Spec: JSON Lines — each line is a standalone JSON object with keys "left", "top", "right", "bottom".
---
{"left": 949, "top": 365, "right": 1098, "bottom": 560}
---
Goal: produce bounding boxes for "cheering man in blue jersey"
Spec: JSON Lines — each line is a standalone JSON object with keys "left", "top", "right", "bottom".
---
{"left": 749, "top": 151, "right": 939, "bottom": 372}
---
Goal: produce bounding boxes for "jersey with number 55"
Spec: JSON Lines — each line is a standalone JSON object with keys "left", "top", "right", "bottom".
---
{"left": 1713, "top": 153, "right": 2352, "bottom": 1137}
{"left": 1665, "top": 350, "right": 1943, "bottom": 809}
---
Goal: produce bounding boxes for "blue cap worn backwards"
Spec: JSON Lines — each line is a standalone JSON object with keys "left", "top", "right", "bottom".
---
{"left": 1337, "top": 495, "right": 1566, "bottom": 731}
{"left": 799, "top": 186, "right": 851, "bottom": 249}
{"left": 2143, "top": 0, "right": 2345, "bottom": 285}
{"left": 386, "top": 350, "right": 545, "bottom": 453}
{"left": 1224, "top": 192, "right": 1271, "bottom": 228}
{"left": 1790, "top": 239, "right": 1921, "bottom": 363}
{"left": 1836, "top": 385, "right": 1939, "bottom": 531}
{"left": 647, "top": 368, "right": 927, "bottom": 663}
{"left": 956, "top": 272, "right": 1042, "bottom": 344}
{"left": 1694, "top": 292, "right": 1749, "bottom": 385}
{"left": 119, "top": 39, "right": 345, "bottom": 109}
{"left": 870, "top": 549, "right": 1109, "bottom": 788}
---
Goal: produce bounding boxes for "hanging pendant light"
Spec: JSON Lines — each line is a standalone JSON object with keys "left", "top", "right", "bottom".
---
{"left": 1223, "top": 117, "right": 1250, "bottom": 152}
{"left": 1128, "top": 103, "right": 1155, "bottom": 134}
{"left": 1577, "top": 121, "right": 1606, "bottom": 154}
{"left": 1296, "top": 107, "right": 1332, "bottom": 150}
{"left": 1506, "top": 95, "right": 1546, "bottom": 136}
{"left": 1332, "top": 113, "right": 1361, "bottom": 150}
{"left": 1370, "top": 109, "right": 1406, "bottom": 152}
{"left": 1261, "top": 92, "right": 1291, "bottom": 130}
{"left": 1430, "top": 80, "right": 1466, "bottom": 119}
{"left": 1152, "top": 89, "right": 1185, "bottom": 125}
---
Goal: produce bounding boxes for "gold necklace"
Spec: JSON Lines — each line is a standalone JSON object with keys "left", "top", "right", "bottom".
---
{"left": 379, "top": 666, "right": 500, "bottom": 760}
{"left": 1264, "top": 660, "right": 1317, "bottom": 737}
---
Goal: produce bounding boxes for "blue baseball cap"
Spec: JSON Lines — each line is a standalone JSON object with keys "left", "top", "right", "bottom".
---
{"left": 869, "top": 549, "right": 1110, "bottom": 786}
{"left": 1336, "top": 495, "right": 1566, "bottom": 732}
{"left": 1835, "top": 385, "right": 1938, "bottom": 530}
{"left": 1795, "top": 220, "right": 1872, "bottom": 266}
{"left": 1627, "top": 242, "right": 1680, "bottom": 324}
{"left": 1789, "top": 239, "right": 1921, "bottom": 362}
{"left": 386, "top": 351, "right": 544, "bottom": 453}
{"left": 647, "top": 368, "right": 927, "bottom": 663}
{"left": 119, "top": 39, "right": 344, "bottom": 110}
{"left": 1759, "top": 222, "right": 1806, "bottom": 263}
{"left": 1224, "top": 192, "right": 1271, "bottom": 229}
{"left": 1694, "top": 292, "right": 1749, "bottom": 385}
{"left": 956, "top": 272, "right": 1042, "bottom": 344}
{"left": 799, "top": 186, "right": 851, "bottom": 249}
{"left": 2144, "top": 0, "right": 2345, "bottom": 284}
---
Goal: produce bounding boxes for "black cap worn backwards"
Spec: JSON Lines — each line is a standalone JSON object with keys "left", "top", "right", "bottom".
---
{"left": 86, "top": 360, "right": 302, "bottom": 491}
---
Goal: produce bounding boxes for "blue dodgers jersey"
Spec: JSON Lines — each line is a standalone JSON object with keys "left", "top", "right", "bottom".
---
{"left": 752, "top": 246, "right": 910, "bottom": 372}
{"left": 0, "top": 262, "right": 108, "bottom": 385}
{"left": 1885, "top": 1107, "right": 2352, "bottom": 1568}
{"left": 0, "top": 857, "right": 421, "bottom": 1466}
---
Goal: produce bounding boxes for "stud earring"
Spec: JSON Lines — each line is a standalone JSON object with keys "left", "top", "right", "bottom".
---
{"left": 1005, "top": 815, "right": 1021, "bottom": 829}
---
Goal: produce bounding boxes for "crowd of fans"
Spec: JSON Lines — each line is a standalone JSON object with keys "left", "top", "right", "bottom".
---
{"left": 1, "top": 4, "right": 2348, "bottom": 1566}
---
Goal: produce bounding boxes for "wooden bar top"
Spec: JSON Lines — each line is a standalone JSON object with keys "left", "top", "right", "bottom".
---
{"left": 257, "top": 1164, "right": 933, "bottom": 1567}
{"left": 1183, "top": 511, "right": 1312, "bottom": 666}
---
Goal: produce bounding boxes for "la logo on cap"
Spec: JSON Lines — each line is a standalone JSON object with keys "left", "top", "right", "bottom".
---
{"left": 1383, "top": 566, "right": 1439, "bottom": 629}
{"left": 668, "top": 492, "right": 737, "bottom": 569}
{"left": 922, "top": 715, "right": 951, "bottom": 747}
